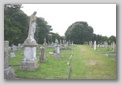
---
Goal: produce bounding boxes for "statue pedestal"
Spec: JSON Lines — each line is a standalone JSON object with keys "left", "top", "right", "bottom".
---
{"left": 20, "top": 38, "right": 39, "bottom": 71}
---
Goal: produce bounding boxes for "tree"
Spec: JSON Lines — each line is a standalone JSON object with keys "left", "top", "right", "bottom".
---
{"left": 4, "top": 4, "right": 29, "bottom": 45}
{"left": 35, "top": 17, "right": 52, "bottom": 44}
{"left": 65, "top": 21, "right": 93, "bottom": 44}
{"left": 108, "top": 35, "right": 116, "bottom": 44}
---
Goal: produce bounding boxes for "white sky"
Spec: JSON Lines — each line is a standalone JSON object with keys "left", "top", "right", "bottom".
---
{"left": 21, "top": 4, "right": 116, "bottom": 37}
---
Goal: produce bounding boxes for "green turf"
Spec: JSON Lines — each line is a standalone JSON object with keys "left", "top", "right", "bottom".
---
{"left": 8, "top": 45, "right": 116, "bottom": 79}
{"left": 70, "top": 45, "right": 116, "bottom": 79}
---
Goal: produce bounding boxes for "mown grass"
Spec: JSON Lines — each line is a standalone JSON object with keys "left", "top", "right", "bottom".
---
{"left": 70, "top": 45, "right": 116, "bottom": 79}
{"left": 8, "top": 45, "right": 116, "bottom": 79}
{"left": 9, "top": 45, "right": 72, "bottom": 79}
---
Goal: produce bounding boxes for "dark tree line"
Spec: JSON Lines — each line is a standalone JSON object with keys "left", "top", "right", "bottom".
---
{"left": 4, "top": 4, "right": 29, "bottom": 45}
{"left": 65, "top": 21, "right": 93, "bottom": 44}
{"left": 65, "top": 21, "right": 116, "bottom": 44}
{"left": 4, "top": 4, "right": 60, "bottom": 45}
{"left": 4, "top": 4, "right": 116, "bottom": 45}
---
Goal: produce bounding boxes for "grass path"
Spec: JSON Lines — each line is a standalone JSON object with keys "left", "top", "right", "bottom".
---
{"left": 70, "top": 45, "right": 116, "bottom": 79}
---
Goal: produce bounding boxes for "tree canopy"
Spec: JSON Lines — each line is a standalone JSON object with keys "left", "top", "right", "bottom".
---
{"left": 65, "top": 21, "right": 93, "bottom": 44}
{"left": 4, "top": 4, "right": 29, "bottom": 45}
{"left": 4, "top": 4, "right": 53, "bottom": 45}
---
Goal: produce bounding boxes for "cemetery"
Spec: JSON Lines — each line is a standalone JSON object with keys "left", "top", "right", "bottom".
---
{"left": 5, "top": 40, "right": 116, "bottom": 79}
{"left": 4, "top": 4, "right": 116, "bottom": 80}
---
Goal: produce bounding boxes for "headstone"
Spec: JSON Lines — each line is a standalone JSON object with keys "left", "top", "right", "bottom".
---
{"left": 97, "top": 44, "right": 100, "bottom": 47}
{"left": 20, "top": 11, "right": 39, "bottom": 71}
{"left": 8, "top": 47, "right": 11, "bottom": 52}
{"left": 112, "top": 42, "right": 116, "bottom": 52}
{"left": 40, "top": 47, "right": 47, "bottom": 62}
{"left": 94, "top": 41, "right": 96, "bottom": 50}
{"left": 71, "top": 41, "right": 74, "bottom": 45}
{"left": 18, "top": 43, "right": 21, "bottom": 48}
{"left": 4, "top": 41, "right": 15, "bottom": 79}
{"left": 55, "top": 39, "right": 59, "bottom": 45}
{"left": 89, "top": 41, "right": 93, "bottom": 47}
{"left": 12, "top": 45, "right": 17, "bottom": 51}
{"left": 10, "top": 52, "right": 16, "bottom": 58}
{"left": 43, "top": 38, "right": 47, "bottom": 47}
{"left": 104, "top": 41, "right": 108, "bottom": 48}
{"left": 54, "top": 45, "right": 61, "bottom": 58}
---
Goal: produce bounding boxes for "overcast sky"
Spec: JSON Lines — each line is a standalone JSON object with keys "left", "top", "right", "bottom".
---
{"left": 21, "top": 4, "right": 116, "bottom": 37}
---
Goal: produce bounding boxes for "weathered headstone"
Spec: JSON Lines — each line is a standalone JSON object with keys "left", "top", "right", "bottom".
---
{"left": 20, "top": 11, "right": 39, "bottom": 71}
{"left": 10, "top": 52, "right": 16, "bottom": 58}
{"left": 89, "top": 41, "right": 93, "bottom": 47}
{"left": 104, "top": 41, "right": 108, "bottom": 48}
{"left": 71, "top": 41, "right": 74, "bottom": 46}
{"left": 12, "top": 45, "right": 17, "bottom": 51}
{"left": 4, "top": 41, "right": 15, "bottom": 79}
{"left": 54, "top": 45, "right": 61, "bottom": 58}
{"left": 43, "top": 38, "right": 47, "bottom": 47}
{"left": 94, "top": 41, "right": 96, "bottom": 50}
{"left": 18, "top": 43, "right": 21, "bottom": 48}
{"left": 40, "top": 47, "right": 47, "bottom": 62}
{"left": 55, "top": 39, "right": 59, "bottom": 45}
{"left": 112, "top": 42, "right": 116, "bottom": 52}
{"left": 97, "top": 44, "right": 100, "bottom": 47}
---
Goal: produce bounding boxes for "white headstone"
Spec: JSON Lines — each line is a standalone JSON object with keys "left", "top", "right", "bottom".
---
{"left": 10, "top": 52, "right": 16, "bottom": 58}
{"left": 94, "top": 41, "right": 96, "bottom": 50}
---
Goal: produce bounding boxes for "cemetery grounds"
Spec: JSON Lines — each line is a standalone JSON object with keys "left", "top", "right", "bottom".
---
{"left": 8, "top": 45, "right": 116, "bottom": 79}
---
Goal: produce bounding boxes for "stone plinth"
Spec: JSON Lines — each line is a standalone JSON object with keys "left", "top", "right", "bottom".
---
{"left": 20, "top": 59, "right": 39, "bottom": 71}
{"left": 24, "top": 47, "right": 37, "bottom": 61}
{"left": 20, "top": 38, "right": 39, "bottom": 71}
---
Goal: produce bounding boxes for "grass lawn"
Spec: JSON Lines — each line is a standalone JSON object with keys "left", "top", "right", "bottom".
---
{"left": 8, "top": 45, "right": 116, "bottom": 79}
{"left": 70, "top": 45, "right": 116, "bottom": 79}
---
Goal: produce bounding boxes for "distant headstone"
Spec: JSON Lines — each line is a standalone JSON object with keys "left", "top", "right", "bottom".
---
{"left": 71, "top": 41, "right": 74, "bottom": 45}
{"left": 89, "top": 41, "right": 93, "bottom": 47}
{"left": 97, "top": 44, "right": 100, "bottom": 47}
{"left": 40, "top": 47, "right": 47, "bottom": 62}
{"left": 55, "top": 39, "right": 59, "bottom": 45}
{"left": 112, "top": 42, "right": 116, "bottom": 52}
{"left": 18, "top": 43, "right": 21, "bottom": 48}
{"left": 12, "top": 45, "right": 17, "bottom": 51}
{"left": 4, "top": 41, "right": 15, "bottom": 79}
{"left": 54, "top": 45, "right": 61, "bottom": 58}
{"left": 10, "top": 52, "right": 16, "bottom": 58}
{"left": 104, "top": 41, "right": 108, "bottom": 48}
{"left": 94, "top": 41, "right": 96, "bottom": 50}
{"left": 43, "top": 38, "right": 47, "bottom": 47}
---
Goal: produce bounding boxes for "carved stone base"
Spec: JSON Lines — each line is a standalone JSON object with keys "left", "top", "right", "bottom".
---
{"left": 20, "top": 59, "right": 39, "bottom": 71}
{"left": 4, "top": 67, "right": 15, "bottom": 79}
